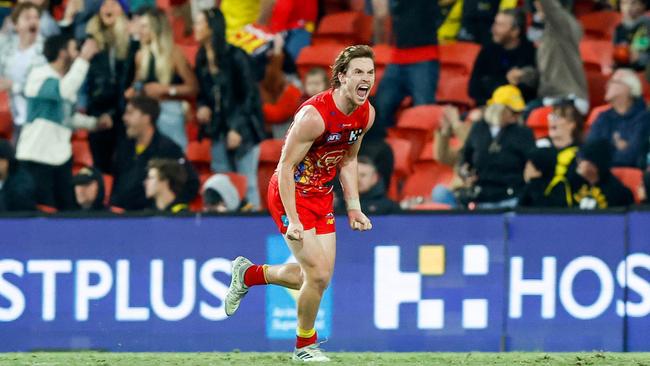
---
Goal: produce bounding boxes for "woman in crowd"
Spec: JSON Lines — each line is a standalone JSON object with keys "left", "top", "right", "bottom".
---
{"left": 193, "top": 7, "right": 265, "bottom": 209}
{"left": 84, "top": 0, "right": 135, "bottom": 172}
{"left": 126, "top": 7, "right": 197, "bottom": 151}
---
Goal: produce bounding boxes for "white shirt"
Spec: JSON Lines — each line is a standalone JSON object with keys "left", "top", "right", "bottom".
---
{"left": 7, "top": 44, "right": 39, "bottom": 126}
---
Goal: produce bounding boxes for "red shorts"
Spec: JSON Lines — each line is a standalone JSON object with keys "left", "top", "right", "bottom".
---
{"left": 267, "top": 174, "right": 336, "bottom": 235}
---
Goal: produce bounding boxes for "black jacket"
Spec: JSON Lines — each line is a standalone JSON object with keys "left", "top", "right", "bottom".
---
{"left": 518, "top": 177, "right": 571, "bottom": 208}
{"left": 0, "top": 162, "right": 36, "bottom": 212}
{"left": 462, "top": 121, "right": 536, "bottom": 203}
{"left": 469, "top": 40, "right": 537, "bottom": 106}
{"left": 86, "top": 41, "right": 138, "bottom": 120}
{"left": 111, "top": 131, "right": 199, "bottom": 211}
{"left": 195, "top": 45, "right": 265, "bottom": 159}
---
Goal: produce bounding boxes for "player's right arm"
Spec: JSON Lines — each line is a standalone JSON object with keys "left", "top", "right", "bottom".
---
{"left": 277, "top": 105, "right": 325, "bottom": 241}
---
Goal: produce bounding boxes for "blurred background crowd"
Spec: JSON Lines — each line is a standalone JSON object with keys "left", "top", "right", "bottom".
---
{"left": 0, "top": 0, "right": 648, "bottom": 215}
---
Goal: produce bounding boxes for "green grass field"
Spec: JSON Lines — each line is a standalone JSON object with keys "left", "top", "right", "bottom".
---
{"left": 1, "top": 352, "right": 650, "bottom": 366}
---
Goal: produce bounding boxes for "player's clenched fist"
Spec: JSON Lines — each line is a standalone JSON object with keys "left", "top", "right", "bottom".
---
{"left": 348, "top": 210, "right": 372, "bottom": 231}
{"left": 286, "top": 221, "right": 304, "bottom": 241}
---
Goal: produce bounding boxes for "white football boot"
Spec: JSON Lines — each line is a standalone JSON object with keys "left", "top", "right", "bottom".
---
{"left": 224, "top": 256, "right": 253, "bottom": 316}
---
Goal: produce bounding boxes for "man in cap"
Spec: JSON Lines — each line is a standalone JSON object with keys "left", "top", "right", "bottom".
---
{"left": 72, "top": 166, "right": 106, "bottom": 211}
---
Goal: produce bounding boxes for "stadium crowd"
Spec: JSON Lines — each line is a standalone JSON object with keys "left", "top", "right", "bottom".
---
{"left": 0, "top": 0, "right": 649, "bottom": 214}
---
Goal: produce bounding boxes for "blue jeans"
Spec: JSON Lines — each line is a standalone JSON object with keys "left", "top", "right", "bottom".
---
{"left": 211, "top": 141, "right": 261, "bottom": 209}
{"left": 373, "top": 60, "right": 440, "bottom": 138}
{"left": 431, "top": 184, "right": 458, "bottom": 208}
{"left": 285, "top": 28, "right": 312, "bottom": 65}
{"left": 157, "top": 100, "right": 187, "bottom": 151}
{"left": 476, "top": 197, "right": 518, "bottom": 210}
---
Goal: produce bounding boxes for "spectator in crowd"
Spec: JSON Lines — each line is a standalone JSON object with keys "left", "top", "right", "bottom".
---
{"left": 59, "top": 0, "right": 103, "bottom": 40}
{"left": 129, "top": 0, "right": 154, "bottom": 14}
{"left": 2, "top": 0, "right": 60, "bottom": 37}
{"left": 460, "top": 85, "right": 536, "bottom": 208}
{"left": 368, "top": 0, "right": 440, "bottom": 140}
{"left": 125, "top": 7, "right": 198, "bottom": 151}
{"left": 194, "top": 7, "right": 266, "bottom": 209}
{"left": 0, "top": 2, "right": 46, "bottom": 139}
{"left": 220, "top": 0, "right": 275, "bottom": 45}
{"left": 469, "top": 8, "right": 537, "bottom": 106}
{"left": 431, "top": 106, "right": 479, "bottom": 207}
{"left": 260, "top": 34, "right": 302, "bottom": 138}
{"left": 537, "top": 98, "right": 584, "bottom": 177}
{"left": 458, "top": 0, "right": 518, "bottom": 45}
{"left": 111, "top": 96, "right": 198, "bottom": 211}
{"left": 518, "top": 147, "right": 572, "bottom": 207}
{"left": 531, "top": 0, "right": 588, "bottom": 108}
{"left": 16, "top": 34, "right": 107, "bottom": 211}
{"left": 335, "top": 156, "right": 398, "bottom": 214}
{"left": 72, "top": 165, "right": 106, "bottom": 211}
{"left": 571, "top": 139, "right": 634, "bottom": 208}
{"left": 641, "top": 170, "right": 650, "bottom": 203}
{"left": 0, "top": 139, "right": 36, "bottom": 212}
{"left": 0, "top": 0, "right": 13, "bottom": 26}
{"left": 144, "top": 158, "right": 188, "bottom": 213}
{"left": 202, "top": 173, "right": 242, "bottom": 213}
{"left": 356, "top": 156, "right": 399, "bottom": 214}
{"left": 302, "top": 67, "right": 328, "bottom": 101}
{"left": 266, "top": 0, "right": 317, "bottom": 69}
{"left": 588, "top": 68, "right": 650, "bottom": 168}
{"left": 84, "top": 0, "right": 136, "bottom": 173}
{"left": 614, "top": 0, "right": 650, "bottom": 70}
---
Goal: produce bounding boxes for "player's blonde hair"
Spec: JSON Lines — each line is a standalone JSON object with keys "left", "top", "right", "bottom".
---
{"left": 330, "top": 45, "right": 375, "bottom": 88}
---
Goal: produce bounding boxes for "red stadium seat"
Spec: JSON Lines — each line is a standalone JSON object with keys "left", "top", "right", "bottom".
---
{"left": 585, "top": 104, "right": 611, "bottom": 130}
{"left": 388, "top": 105, "right": 445, "bottom": 163}
{"left": 102, "top": 174, "right": 113, "bottom": 206}
{"left": 257, "top": 139, "right": 284, "bottom": 209}
{"left": 580, "top": 40, "right": 614, "bottom": 74}
{"left": 186, "top": 139, "right": 212, "bottom": 175}
{"left": 400, "top": 140, "right": 454, "bottom": 201}
{"left": 224, "top": 172, "right": 248, "bottom": 201}
{"left": 436, "top": 72, "right": 475, "bottom": 110}
{"left": 71, "top": 129, "right": 88, "bottom": 141}
{"left": 71, "top": 140, "right": 93, "bottom": 174}
{"left": 384, "top": 137, "right": 412, "bottom": 200}
{"left": 439, "top": 42, "right": 481, "bottom": 76}
{"left": 296, "top": 44, "right": 346, "bottom": 80}
{"left": 586, "top": 71, "right": 609, "bottom": 110}
{"left": 372, "top": 44, "right": 392, "bottom": 95}
{"left": 0, "top": 91, "right": 13, "bottom": 140}
{"left": 579, "top": 11, "right": 621, "bottom": 41}
{"left": 611, "top": 167, "right": 643, "bottom": 203}
{"left": 178, "top": 42, "right": 200, "bottom": 68}
{"left": 526, "top": 106, "right": 553, "bottom": 139}
{"left": 410, "top": 202, "right": 452, "bottom": 210}
{"left": 312, "top": 11, "right": 373, "bottom": 46}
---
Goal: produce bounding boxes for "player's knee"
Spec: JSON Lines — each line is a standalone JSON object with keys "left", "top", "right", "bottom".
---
{"left": 307, "top": 267, "right": 331, "bottom": 292}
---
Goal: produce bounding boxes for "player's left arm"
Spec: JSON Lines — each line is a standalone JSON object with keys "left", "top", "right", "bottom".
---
{"left": 339, "top": 105, "right": 375, "bottom": 231}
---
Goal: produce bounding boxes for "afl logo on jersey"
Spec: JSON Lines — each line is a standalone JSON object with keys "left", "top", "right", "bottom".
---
{"left": 326, "top": 133, "right": 341, "bottom": 143}
{"left": 348, "top": 128, "right": 363, "bottom": 144}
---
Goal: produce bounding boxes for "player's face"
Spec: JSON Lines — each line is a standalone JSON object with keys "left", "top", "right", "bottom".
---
{"left": 138, "top": 16, "right": 153, "bottom": 44}
{"left": 340, "top": 57, "right": 375, "bottom": 106}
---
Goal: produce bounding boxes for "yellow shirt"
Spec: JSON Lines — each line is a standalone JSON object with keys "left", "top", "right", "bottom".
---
{"left": 221, "top": 0, "right": 260, "bottom": 43}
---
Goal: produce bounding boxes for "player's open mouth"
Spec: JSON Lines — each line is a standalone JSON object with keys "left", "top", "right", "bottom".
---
{"left": 356, "top": 85, "right": 370, "bottom": 98}
{"left": 29, "top": 25, "right": 37, "bottom": 33}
